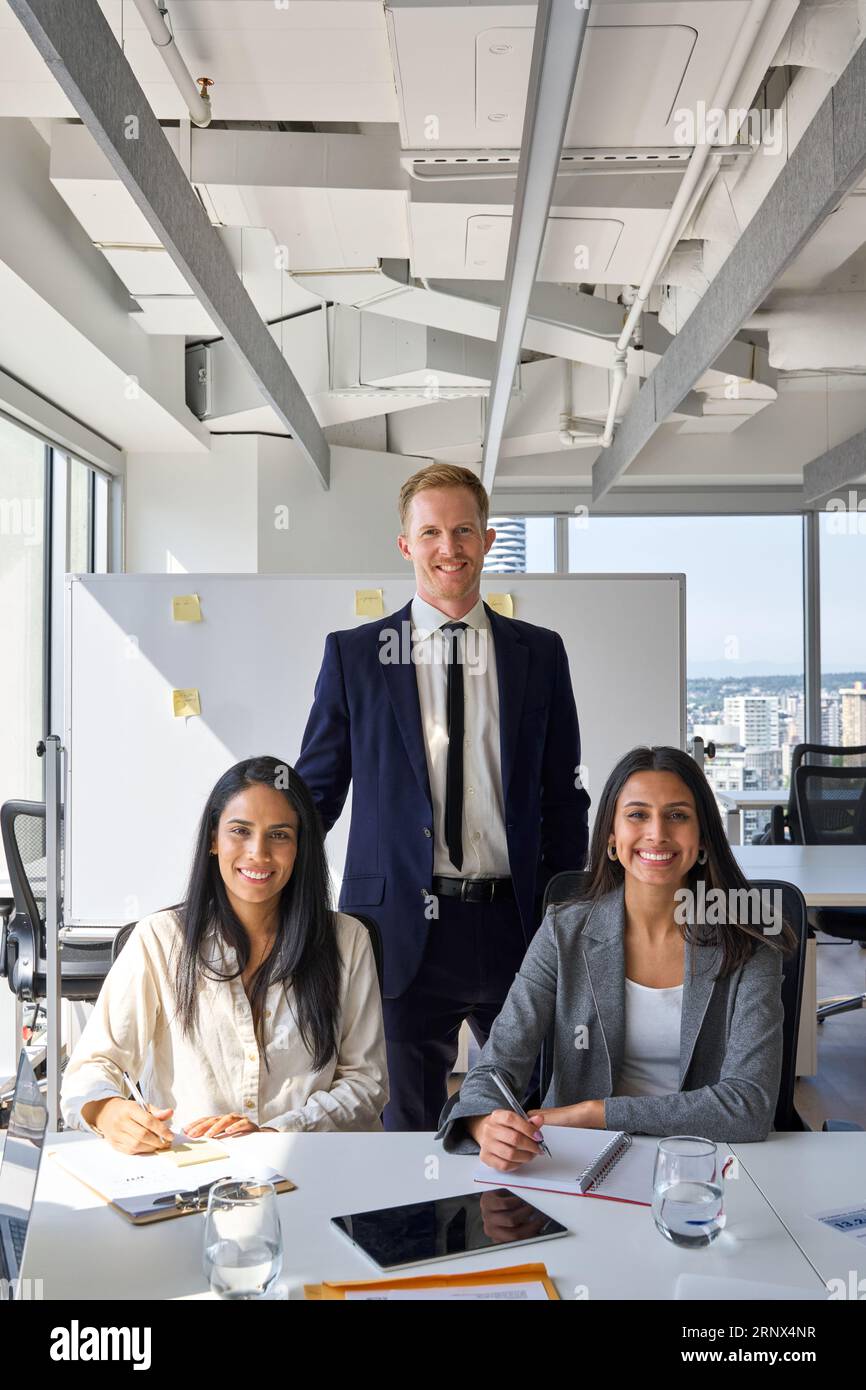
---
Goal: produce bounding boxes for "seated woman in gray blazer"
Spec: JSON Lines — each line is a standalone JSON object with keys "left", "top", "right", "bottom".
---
{"left": 437, "top": 745, "right": 794, "bottom": 1168}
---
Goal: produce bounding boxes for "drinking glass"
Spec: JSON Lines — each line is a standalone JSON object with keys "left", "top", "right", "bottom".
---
{"left": 652, "top": 1136, "right": 725, "bottom": 1248}
{"left": 203, "top": 1179, "right": 283, "bottom": 1299}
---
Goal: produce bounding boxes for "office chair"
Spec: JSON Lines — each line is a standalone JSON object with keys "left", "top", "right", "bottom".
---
{"left": 536, "top": 870, "right": 807, "bottom": 1131}
{"left": 759, "top": 743, "right": 866, "bottom": 845}
{"left": 0, "top": 800, "right": 114, "bottom": 1003}
{"left": 794, "top": 763, "right": 866, "bottom": 1021}
{"left": 345, "top": 913, "right": 385, "bottom": 998}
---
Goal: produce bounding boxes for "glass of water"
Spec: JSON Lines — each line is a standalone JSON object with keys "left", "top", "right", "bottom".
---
{"left": 652, "top": 1136, "right": 725, "bottom": 1248}
{"left": 203, "top": 1179, "right": 283, "bottom": 1299}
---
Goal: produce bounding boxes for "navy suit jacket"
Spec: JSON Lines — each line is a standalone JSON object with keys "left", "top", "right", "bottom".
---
{"left": 296, "top": 600, "right": 590, "bottom": 997}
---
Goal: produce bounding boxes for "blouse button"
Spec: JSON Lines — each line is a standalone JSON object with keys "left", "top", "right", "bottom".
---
{"left": 248, "top": 1052, "right": 257, "bottom": 1062}
{"left": 244, "top": 1098, "right": 255, "bottom": 1110}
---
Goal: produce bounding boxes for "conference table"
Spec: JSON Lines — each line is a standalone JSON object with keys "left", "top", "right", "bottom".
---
{"left": 20, "top": 1129, "right": 864, "bottom": 1301}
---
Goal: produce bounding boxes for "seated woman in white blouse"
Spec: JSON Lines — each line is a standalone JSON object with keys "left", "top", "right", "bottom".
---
{"left": 62, "top": 755, "right": 388, "bottom": 1152}
{"left": 437, "top": 746, "right": 795, "bottom": 1167}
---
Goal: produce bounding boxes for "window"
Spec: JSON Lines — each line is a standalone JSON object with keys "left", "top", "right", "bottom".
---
{"left": 819, "top": 502, "right": 866, "bottom": 747}
{"left": 0, "top": 420, "right": 110, "bottom": 881}
{"left": 484, "top": 516, "right": 556, "bottom": 572}
{"left": 0, "top": 418, "right": 47, "bottom": 875}
{"left": 568, "top": 513, "right": 805, "bottom": 836}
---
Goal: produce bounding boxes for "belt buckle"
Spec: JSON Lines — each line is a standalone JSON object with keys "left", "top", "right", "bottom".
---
{"left": 460, "top": 878, "right": 470, "bottom": 903}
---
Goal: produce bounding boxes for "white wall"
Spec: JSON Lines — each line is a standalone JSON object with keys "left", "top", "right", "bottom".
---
{"left": 125, "top": 436, "right": 260, "bottom": 573}
{"left": 257, "top": 438, "right": 427, "bottom": 573}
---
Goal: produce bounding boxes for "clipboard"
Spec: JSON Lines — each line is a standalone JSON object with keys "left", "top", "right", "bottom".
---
{"left": 48, "top": 1145, "right": 296, "bottom": 1225}
{"left": 305, "top": 1262, "right": 560, "bottom": 1300}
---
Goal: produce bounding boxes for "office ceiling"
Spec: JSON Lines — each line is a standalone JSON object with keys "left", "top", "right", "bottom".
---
{"left": 1, "top": 0, "right": 866, "bottom": 490}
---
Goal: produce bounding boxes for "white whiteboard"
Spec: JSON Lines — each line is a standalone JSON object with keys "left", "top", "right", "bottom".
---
{"left": 64, "top": 573, "right": 685, "bottom": 925}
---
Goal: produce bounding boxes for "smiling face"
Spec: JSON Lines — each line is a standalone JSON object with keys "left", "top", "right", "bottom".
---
{"left": 609, "top": 770, "right": 703, "bottom": 890}
{"left": 211, "top": 782, "right": 299, "bottom": 919}
{"left": 397, "top": 485, "right": 495, "bottom": 612}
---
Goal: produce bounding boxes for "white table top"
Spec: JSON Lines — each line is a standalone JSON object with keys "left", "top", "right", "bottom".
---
{"left": 732, "top": 1132, "right": 866, "bottom": 1291}
{"left": 22, "top": 1131, "right": 827, "bottom": 1301}
{"left": 733, "top": 844, "right": 866, "bottom": 906}
{"left": 717, "top": 790, "right": 789, "bottom": 808}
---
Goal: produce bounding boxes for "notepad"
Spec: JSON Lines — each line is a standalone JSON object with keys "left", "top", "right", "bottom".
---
{"left": 168, "top": 1138, "right": 230, "bottom": 1167}
{"left": 474, "top": 1128, "right": 656, "bottom": 1207}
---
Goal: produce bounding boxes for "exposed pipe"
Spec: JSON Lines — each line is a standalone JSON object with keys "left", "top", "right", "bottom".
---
{"left": 131, "top": 0, "right": 213, "bottom": 127}
{"left": 600, "top": 0, "right": 774, "bottom": 446}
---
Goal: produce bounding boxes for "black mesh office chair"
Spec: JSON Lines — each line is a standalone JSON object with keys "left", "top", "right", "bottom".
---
{"left": 794, "top": 763, "right": 866, "bottom": 1021}
{"left": 0, "top": 800, "right": 115, "bottom": 1003}
{"left": 760, "top": 743, "right": 866, "bottom": 845}
{"left": 537, "top": 870, "right": 807, "bottom": 1131}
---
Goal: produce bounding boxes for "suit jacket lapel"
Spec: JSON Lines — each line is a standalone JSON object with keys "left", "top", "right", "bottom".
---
{"left": 486, "top": 604, "right": 528, "bottom": 803}
{"left": 379, "top": 601, "right": 432, "bottom": 808}
{"left": 679, "top": 934, "right": 721, "bottom": 1087}
{"left": 581, "top": 890, "right": 627, "bottom": 1094}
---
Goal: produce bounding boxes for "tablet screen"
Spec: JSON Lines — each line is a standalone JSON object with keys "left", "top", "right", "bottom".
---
{"left": 331, "top": 1189, "right": 568, "bottom": 1272}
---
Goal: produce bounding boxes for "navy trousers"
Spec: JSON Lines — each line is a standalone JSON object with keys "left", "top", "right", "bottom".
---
{"left": 382, "top": 894, "right": 530, "bottom": 1132}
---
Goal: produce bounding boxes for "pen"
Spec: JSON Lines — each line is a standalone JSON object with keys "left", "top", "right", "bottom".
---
{"left": 489, "top": 1068, "right": 552, "bottom": 1157}
{"left": 122, "top": 1070, "right": 172, "bottom": 1146}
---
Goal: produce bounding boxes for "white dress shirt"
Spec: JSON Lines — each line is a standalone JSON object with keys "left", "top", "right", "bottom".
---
{"left": 616, "top": 978, "right": 684, "bottom": 1098}
{"left": 61, "top": 909, "right": 389, "bottom": 1134}
{"left": 411, "top": 593, "right": 510, "bottom": 878}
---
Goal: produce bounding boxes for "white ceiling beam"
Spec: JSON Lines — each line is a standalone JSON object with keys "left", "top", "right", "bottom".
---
{"left": 480, "top": 0, "right": 591, "bottom": 493}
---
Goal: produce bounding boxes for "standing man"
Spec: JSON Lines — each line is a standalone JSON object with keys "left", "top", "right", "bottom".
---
{"left": 297, "top": 464, "right": 589, "bottom": 1130}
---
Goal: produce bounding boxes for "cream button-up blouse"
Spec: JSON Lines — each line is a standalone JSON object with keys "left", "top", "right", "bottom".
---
{"left": 60, "top": 908, "right": 388, "bottom": 1133}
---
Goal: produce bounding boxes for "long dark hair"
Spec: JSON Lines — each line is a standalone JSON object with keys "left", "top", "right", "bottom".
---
{"left": 585, "top": 746, "right": 795, "bottom": 976}
{"left": 174, "top": 756, "right": 340, "bottom": 1070}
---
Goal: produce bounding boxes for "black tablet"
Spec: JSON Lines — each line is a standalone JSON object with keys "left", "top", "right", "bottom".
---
{"left": 331, "top": 1189, "right": 569, "bottom": 1272}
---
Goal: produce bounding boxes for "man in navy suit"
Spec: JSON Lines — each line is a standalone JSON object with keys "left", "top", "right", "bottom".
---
{"left": 297, "top": 464, "right": 589, "bottom": 1130}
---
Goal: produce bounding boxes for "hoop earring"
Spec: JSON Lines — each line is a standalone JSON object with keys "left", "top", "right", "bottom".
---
{"left": 697, "top": 848, "right": 708, "bottom": 866}
{"left": 607, "top": 844, "right": 618, "bottom": 862}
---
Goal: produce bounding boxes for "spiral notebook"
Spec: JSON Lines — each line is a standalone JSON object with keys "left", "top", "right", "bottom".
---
{"left": 473, "top": 1128, "right": 655, "bottom": 1207}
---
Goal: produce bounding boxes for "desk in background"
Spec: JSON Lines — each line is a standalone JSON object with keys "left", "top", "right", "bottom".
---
{"left": 718, "top": 790, "right": 788, "bottom": 846}
{"left": 23, "top": 1130, "right": 832, "bottom": 1301}
{"left": 733, "top": 844, "right": 866, "bottom": 1077}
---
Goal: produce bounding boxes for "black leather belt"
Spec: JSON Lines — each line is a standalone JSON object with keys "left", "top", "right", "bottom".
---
{"left": 430, "top": 875, "right": 514, "bottom": 904}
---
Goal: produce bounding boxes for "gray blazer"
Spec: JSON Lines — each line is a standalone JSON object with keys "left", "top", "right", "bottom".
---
{"left": 437, "top": 885, "right": 784, "bottom": 1152}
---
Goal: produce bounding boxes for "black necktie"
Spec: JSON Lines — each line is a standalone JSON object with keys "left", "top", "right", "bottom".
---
{"left": 442, "top": 621, "right": 467, "bottom": 872}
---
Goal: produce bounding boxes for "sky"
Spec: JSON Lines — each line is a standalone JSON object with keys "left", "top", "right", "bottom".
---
{"left": 516, "top": 513, "right": 866, "bottom": 677}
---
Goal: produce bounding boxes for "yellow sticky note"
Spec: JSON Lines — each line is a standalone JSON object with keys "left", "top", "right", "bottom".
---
{"left": 355, "top": 588, "right": 385, "bottom": 618}
{"left": 172, "top": 688, "right": 201, "bottom": 718}
{"left": 172, "top": 593, "right": 202, "bottom": 623}
{"left": 487, "top": 592, "right": 514, "bottom": 618}
{"left": 168, "top": 1138, "right": 229, "bottom": 1167}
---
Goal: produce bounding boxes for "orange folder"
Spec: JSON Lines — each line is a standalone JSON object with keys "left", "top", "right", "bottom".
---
{"left": 305, "top": 1261, "right": 560, "bottom": 1300}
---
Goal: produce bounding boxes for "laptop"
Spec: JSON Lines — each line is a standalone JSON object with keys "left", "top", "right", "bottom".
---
{"left": 0, "top": 1051, "right": 48, "bottom": 1299}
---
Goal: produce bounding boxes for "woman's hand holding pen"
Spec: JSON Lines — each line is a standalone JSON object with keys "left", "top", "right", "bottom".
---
{"left": 465, "top": 1109, "right": 546, "bottom": 1172}
{"left": 81, "top": 1098, "right": 175, "bottom": 1154}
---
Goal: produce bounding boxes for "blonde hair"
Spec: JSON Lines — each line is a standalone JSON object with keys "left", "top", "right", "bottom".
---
{"left": 398, "top": 464, "right": 489, "bottom": 534}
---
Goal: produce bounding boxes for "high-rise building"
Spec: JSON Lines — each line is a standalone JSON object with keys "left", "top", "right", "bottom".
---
{"left": 723, "top": 695, "right": 780, "bottom": 750}
{"left": 841, "top": 681, "right": 866, "bottom": 745}
{"left": 484, "top": 517, "right": 526, "bottom": 572}
{"left": 821, "top": 695, "right": 842, "bottom": 746}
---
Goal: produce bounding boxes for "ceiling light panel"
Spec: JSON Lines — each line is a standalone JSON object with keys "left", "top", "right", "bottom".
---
{"left": 388, "top": 1, "right": 758, "bottom": 149}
